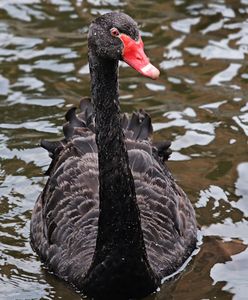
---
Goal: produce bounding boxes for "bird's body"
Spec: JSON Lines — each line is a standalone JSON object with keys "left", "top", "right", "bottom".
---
{"left": 30, "top": 12, "right": 197, "bottom": 299}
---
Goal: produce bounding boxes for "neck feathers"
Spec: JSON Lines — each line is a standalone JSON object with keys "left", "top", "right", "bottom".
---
{"left": 89, "top": 52, "right": 144, "bottom": 251}
{"left": 84, "top": 52, "right": 157, "bottom": 297}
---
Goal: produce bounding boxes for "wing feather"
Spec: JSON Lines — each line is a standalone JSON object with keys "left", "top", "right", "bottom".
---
{"left": 30, "top": 98, "right": 197, "bottom": 285}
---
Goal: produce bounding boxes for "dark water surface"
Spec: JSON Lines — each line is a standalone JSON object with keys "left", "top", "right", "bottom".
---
{"left": 0, "top": 0, "right": 248, "bottom": 299}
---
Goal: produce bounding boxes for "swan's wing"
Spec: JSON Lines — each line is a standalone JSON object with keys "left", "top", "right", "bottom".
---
{"left": 124, "top": 112, "right": 197, "bottom": 278}
{"left": 136, "top": 161, "right": 197, "bottom": 278}
{"left": 31, "top": 98, "right": 196, "bottom": 283}
{"left": 30, "top": 99, "right": 99, "bottom": 284}
{"left": 122, "top": 110, "right": 172, "bottom": 162}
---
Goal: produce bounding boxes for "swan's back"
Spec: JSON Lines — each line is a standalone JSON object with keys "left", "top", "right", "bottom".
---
{"left": 122, "top": 110, "right": 197, "bottom": 277}
{"left": 30, "top": 98, "right": 197, "bottom": 288}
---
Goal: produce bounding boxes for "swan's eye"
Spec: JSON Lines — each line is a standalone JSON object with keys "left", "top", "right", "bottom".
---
{"left": 110, "top": 28, "right": 120, "bottom": 37}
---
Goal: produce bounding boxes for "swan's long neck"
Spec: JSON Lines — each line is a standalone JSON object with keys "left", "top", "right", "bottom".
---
{"left": 89, "top": 52, "right": 145, "bottom": 259}
{"left": 83, "top": 50, "right": 157, "bottom": 298}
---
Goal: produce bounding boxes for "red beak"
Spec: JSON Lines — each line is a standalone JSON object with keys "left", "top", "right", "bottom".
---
{"left": 119, "top": 34, "right": 160, "bottom": 80}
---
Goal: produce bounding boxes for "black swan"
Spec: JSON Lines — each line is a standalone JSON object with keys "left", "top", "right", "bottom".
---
{"left": 30, "top": 12, "right": 197, "bottom": 300}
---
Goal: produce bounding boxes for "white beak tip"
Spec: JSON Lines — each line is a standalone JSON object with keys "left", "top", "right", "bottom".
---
{"left": 141, "top": 63, "right": 160, "bottom": 80}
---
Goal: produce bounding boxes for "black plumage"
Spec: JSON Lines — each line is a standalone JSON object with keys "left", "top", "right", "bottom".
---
{"left": 30, "top": 12, "right": 197, "bottom": 300}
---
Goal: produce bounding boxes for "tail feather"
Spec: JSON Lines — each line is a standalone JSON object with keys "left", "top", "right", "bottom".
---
{"left": 65, "top": 107, "right": 85, "bottom": 127}
{"left": 79, "top": 97, "right": 95, "bottom": 131}
{"left": 153, "top": 141, "right": 172, "bottom": 162}
{"left": 125, "top": 111, "right": 152, "bottom": 141}
{"left": 135, "top": 112, "right": 153, "bottom": 140}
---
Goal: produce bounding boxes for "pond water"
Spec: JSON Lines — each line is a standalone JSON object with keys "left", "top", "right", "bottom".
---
{"left": 0, "top": 0, "right": 248, "bottom": 299}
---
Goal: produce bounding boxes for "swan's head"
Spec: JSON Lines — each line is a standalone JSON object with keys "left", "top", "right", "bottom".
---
{"left": 88, "top": 12, "right": 160, "bottom": 80}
